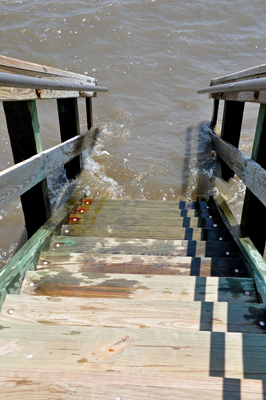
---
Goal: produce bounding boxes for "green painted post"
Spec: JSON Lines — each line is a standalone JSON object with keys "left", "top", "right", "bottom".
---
{"left": 57, "top": 98, "right": 82, "bottom": 180}
{"left": 219, "top": 100, "right": 245, "bottom": 181}
{"left": 3, "top": 100, "right": 51, "bottom": 238}
{"left": 241, "top": 104, "right": 266, "bottom": 255}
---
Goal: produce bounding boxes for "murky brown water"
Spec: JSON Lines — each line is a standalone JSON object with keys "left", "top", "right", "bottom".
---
{"left": 0, "top": 0, "right": 265, "bottom": 266}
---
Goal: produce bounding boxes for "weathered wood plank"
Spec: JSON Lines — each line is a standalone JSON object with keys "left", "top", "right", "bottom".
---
{"left": 0, "top": 128, "right": 98, "bottom": 210}
{"left": 219, "top": 100, "right": 245, "bottom": 181}
{"left": 61, "top": 224, "right": 231, "bottom": 241}
{"left": 0, "top": 55, "right": 95, "bottom": 84}
{"left": 0, "top": 371, "right": 264, "bottom": 400}
{"left": 2, "top": 295, "right": 265, "bottom": 334}
{"left": 73, "top": 205, "right": 219, "bottom": 218}
{"left": 20, "top": 272, "right": 257, "bottom": 303}
{"left": 214, "top": 194, "right": 266, "bottom": 303}
{"left": 0, "top": 195, "right": 83, "bottom": 308}
{"left": 0, "top": 323, "right": 264, "bottom": 379}
{"left": 209, "top": 131, "right": 266, "bottom": 208}
{"left": 68, "top": 213, "right": 222, "bottom": 228}
{"left": 211, "top": 63, "right": 266, "bottom": 85}
{"left": 0, "top": 55, "right": 95, "bottom": 100}
{"left": 36, "top": 253, "right": 245, "bottom": 278}
{"left": 49, "top": 236, "right": 237, "bottom": 257}
{"left": 210, "top": 90, "right": 266, "bottom": 104}
{"left": 241, "top": 104, "right": 266, "bottom": 255}
{"left": 79, "top": 198, "right": 210, "bottom": 209}
{"left": 3, "top": 100, "right": 51, "bottom": 237}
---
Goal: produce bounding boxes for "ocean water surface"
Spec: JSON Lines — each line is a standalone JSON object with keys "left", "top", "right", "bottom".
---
{"left": 0, "top": 0, "right": 266, "bottom": 266}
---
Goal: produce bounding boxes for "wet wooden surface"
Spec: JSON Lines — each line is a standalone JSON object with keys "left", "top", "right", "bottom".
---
{"left": 2, "top": 294, "right": 266, "bottom": 334}
{"left": 68, "top": 213, "right": 222, "bottom": 228}
{"left": 72, "top": 205, "right": 219, "bottom": 218}
{"left": 0, "top": 322, "right": 265, "bottom": 379}
{"left": 20, "top": 272, "right": 257, "bottom": 303}
{"left": 36, "top": 253, "right": 245, "bottom": 277}
{"left": 61, "top": 225, "right": 231, "bottom": 241}
{"left": 79, "top": 198, "right": 210, "bottom": 209}
{"left": 49, "top": 236, "right": 237, "bottom": 257}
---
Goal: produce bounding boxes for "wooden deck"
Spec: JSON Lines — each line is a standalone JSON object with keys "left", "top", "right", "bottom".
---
{"left": 1, "top": 197, "right": 266, "bottom": 398}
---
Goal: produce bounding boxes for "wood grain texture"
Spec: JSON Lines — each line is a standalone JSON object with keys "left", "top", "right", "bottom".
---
{"left": 0, "top": 371, "right": 264, "bottom": 400}
{"left": 79, "top": 198, "right": 210, "bottom": 209}
{"left": 0, "top": 128, "right": 97, "bottom": 210}
{"left": 49, "top": 236, "right": 237, "bottom": 257}
{"left": 36, "top": 253, "right": 245, "bottom": 278}
{"left": 0, "top": 55, "right": 95, "bottom": 100}
{"left": 20, "top": 271, "right": 257, "bottom": 303}
{"left": 61, "top": 224, "right": 231, "bottom": 241}
{"left": 0, "top": 322, "right": 264, "bottom": 379}
{"left": 211, "top": 63, "right": 266, "bottom": 85}
{"left": 2, "top": 294, "right": 265, "bottom": 334}
{"left": 68, "top": 213, "right": 222, "bottom": 228}
{"left": 72, "top": 205, "right": 219, "bottom": 218}
{"left": 210, "top": 131, "right": 266, "bottom": 208}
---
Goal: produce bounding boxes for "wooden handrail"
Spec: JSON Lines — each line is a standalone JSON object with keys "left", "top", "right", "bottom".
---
{"left": 0, "top": 56, "right": 107, "bottom": 238}
{"left": 199, "top": 64, "right": 266, "bottom": 255}
{"left": 0, "top": 127, "right": 98, "bottom": 210}
{"left": 0, "top": 55, "right": 108, "bottom": 101}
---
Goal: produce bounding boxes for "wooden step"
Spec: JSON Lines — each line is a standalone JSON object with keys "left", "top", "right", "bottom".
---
{"left": 0, "top": 371, "right": 265, "bottom": 399}
{"left": 0, "top": 321, "right": 265, "bottom": 379}
{"left": 68, "top": 213, "right": 223, "bottom": 228}
{"left": 20, "top": 272, "right": 257, "bottom": 302}
{"left": 49, "top": 237, "right": 237, "bottom": 257}
{"left": 73, "top": 205, "right": 220, "bottom": 218}
{"left": 79, "top": 198, "right": 211, "bottom": 209}
{"left": 36, "top": 253, "right": 245, "bottom": 277}
{"left": 60, "top": 225, "right": 231, "bottom": 241}
{"left": 2, "top": 295, "right": 266, "bottom": 334}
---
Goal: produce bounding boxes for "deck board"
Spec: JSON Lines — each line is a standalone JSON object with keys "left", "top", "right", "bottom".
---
{"left": 61, "top": 225, "right": 231, "bottom": 241}
{"left": 2, "top": 295, "right": 266, "bottom": 334}
{"left": 19, "top": 272, "right": 257, "bottom": 303}
{"left": 36, "top": 253, "right": 245, "bottom": 277}
{"left": 0, "top": 323, "right": 265, "bottom": 379}
{"left": 49, "top": 237, "right": 237, "bottom": 257}
{"left": 68, "top": 214, "right": 222, "bottom": 228}
{"left": 0, "top": 371, "right": 265, "bottom": 399}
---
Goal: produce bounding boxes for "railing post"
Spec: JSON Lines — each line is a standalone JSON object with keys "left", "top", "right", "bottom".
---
{"left": 86, "top": 97, "right": 93, "bottom": 130}
{"left": 219, "top": 100, "right": 245, "bottom": 181}
{"left": 57, "top": 98, "right": 82, "bottom": 180}
{"left": 210, "top": 99, "right": 219, "bottom": 129}
{"left": 241, "top": 104, "right": 266, "bottom": 255}
{"left": 3, "top": 100, "right": 51, "bottom": 237}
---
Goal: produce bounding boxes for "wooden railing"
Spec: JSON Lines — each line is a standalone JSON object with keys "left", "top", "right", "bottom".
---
{"left": 0, "top": 56, "right": 108, "bottom": 238}
{"left": 198, "top": 64, "right": 266, "bottom": 255}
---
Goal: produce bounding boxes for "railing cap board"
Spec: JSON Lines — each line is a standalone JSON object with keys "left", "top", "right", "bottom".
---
{"left": 0, "top": 55, "right": 98, "bottom": 100}
{"left": 211, "top": 64, "right": 266, "bottom": 86}
{"left": 0, "top": 55, "right": 95, "bottom": 84}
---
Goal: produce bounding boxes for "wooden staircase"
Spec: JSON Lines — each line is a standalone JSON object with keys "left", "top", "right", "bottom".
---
{"left": 1, "top": 197, "right": 266, "bottom": 398}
